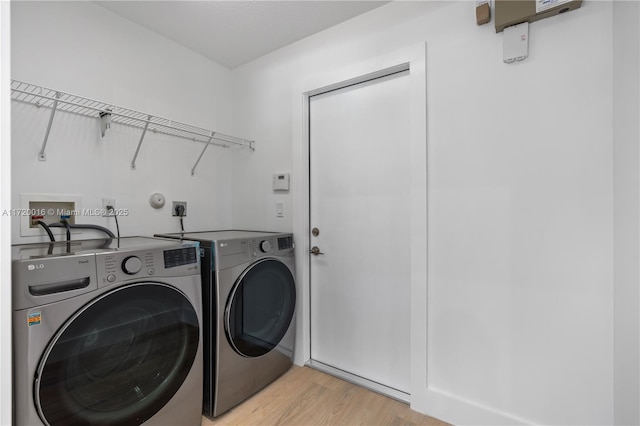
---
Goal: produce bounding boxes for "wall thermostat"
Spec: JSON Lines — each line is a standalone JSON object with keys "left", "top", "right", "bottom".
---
{"left": 273, "top": 173, "right": 290, "bottom": 191}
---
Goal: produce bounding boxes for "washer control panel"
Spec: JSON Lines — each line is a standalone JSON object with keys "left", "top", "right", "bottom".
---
{"left": 96, "top": 243, "right": 199, "bottom": 287}
{"left": 122, "top": 256, "right": 143, "bottom": 275}
{"left": 163, "top": 246, "right": 198, "bottom": 268}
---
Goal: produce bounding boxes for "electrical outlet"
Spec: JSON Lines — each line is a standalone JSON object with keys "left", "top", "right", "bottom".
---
{"left": 102, "top": 198, "right": 116, "bottom": 217}
{"left": 172, "top": 201, "right": 187, "bottom": 217}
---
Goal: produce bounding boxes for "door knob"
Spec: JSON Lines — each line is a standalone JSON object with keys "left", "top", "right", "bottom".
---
{"left": 310, "top": 246, "right": 324, "bottom": 256}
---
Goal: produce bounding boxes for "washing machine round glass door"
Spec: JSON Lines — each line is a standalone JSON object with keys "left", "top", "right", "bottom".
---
{"left": 35, "top": 283, "right": 199, "bottom": 426}
{"left": 226, "top": 258, "right": 296, "bottom": 358}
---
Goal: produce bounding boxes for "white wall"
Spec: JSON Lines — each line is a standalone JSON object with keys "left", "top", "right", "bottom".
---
{"left": 613, "top": 2, "right": 640, "bottom": 424}
{"left": 0, "top": 2, "right": 11, "bottom": 424}
{"left": 231, "top": 1, "right": 616, "bottom": 425}
{"left": 11, "top": 1, "right": 236, "bottom": 244}
{"left": 6, "top": 1, "right": 636, "bottom": 425}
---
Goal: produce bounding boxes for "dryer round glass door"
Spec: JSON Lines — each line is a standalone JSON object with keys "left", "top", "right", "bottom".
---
{"left": 225, "top": 258, "right": 296, "bottom": 358}
{"left": 35, "top": 283, "right": 200, "bottom": 426}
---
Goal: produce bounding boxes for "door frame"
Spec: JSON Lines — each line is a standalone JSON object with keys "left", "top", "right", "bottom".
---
{"left": 291, "top": 43, "right": 428, "bottom": 409}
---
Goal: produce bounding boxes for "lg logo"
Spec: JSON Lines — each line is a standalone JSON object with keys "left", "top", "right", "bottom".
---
{"left": 27, "top": 264, "right": 45, "bottom": 271}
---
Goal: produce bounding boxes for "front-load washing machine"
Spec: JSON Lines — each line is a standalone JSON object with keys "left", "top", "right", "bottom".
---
{"left": 155, "top": 230, "right": 296, "bottom": 417}
{"left": 12, "top": 237, "right": 204, "bottom": 426}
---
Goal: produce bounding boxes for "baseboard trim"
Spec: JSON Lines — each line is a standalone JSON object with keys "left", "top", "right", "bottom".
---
{"left": 306, "top": 360, "right": 410, "bottom": 404}
{"left": 413, "top": 387, "right": 534, "bottom": 426}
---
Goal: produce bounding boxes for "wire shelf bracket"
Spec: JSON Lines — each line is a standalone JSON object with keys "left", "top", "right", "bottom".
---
{"left": 11, "top": 80, "right": 255, "bottom": 170}
{"left": 99, "top": 110, "right": 112, "bottom": 137}
{"left": 131, "top": 115, "right": 152, "bottom": 170}
{"left": 38, "top": 91, "right": 61, "bottom": 161}
{"left": 191, "top": 133, "right": 214, "bottom": 176}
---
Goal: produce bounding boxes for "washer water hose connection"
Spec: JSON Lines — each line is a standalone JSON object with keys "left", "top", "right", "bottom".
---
{"left": 47, "top": 223, "right": 116, "bottom": 239}
{"left": 60, "top": 219, "right": 71, "bottom": 241}
{"left": 36, "top": 221, "right": 55, "bottom": 242}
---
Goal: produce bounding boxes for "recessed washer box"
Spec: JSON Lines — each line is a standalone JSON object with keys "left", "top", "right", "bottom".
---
{"left": 20, "top": 193, "right": 82, "bottom": 237}
{"left": 495, "top": 0, "right": 582, "bottom": 33}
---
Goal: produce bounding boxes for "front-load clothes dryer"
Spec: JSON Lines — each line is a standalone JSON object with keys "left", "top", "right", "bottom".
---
{"left": 155, "top": 230, "right": 296, "bottom": 417}
{"left": 12, "top": 237, "right": 204, "bottom": 426}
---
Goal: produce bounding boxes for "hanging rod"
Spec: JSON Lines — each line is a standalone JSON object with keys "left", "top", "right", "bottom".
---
{"left": 11, "top": 80, "right": 255, "bottom": 164}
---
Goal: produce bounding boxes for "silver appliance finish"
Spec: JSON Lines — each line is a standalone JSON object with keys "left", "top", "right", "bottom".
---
{"left": 12, "top": 237, "right": 204, "bottom": 426}
{"left": 155, "top": 230, "right": 296, "bottom": 417}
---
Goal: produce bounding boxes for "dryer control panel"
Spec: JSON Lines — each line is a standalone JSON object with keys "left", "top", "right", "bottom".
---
{"left": 249, "top": 236, "right": 294, "bottom": 255}
{"left": 277, "top": 236, "right": 294, "bottom": 250}
{"left": 215, "top": 233, "right": 294, "bottom": 270}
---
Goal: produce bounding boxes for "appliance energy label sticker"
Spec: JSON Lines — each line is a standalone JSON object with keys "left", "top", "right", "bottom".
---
{"left": 28, "top": 312, "right": 41, "bottom": 327}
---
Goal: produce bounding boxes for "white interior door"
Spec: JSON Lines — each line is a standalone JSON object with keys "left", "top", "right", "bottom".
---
{"left": 309, "top": 70, "right": 411, "bottom": 396}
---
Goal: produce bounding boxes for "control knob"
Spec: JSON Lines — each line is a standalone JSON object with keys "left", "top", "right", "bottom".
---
{"left": 122, "top": 256, "right": 143, "bottom": 275}
{"left": 259, "top": 240, "right": 272, "bottom": 253}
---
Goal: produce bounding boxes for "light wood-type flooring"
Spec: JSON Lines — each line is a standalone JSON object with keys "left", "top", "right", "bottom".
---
{"left": 201, "top": 366, "right": 450, "bottom": 426}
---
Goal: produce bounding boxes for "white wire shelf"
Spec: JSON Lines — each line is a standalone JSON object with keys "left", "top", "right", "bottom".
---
{"left": 11, "top": 80, "right": 255, "bottom": 174}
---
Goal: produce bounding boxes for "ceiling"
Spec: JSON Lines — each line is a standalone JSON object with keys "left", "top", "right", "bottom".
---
{"left": 95, "top": 1, "right": 390, "bottom": 69}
